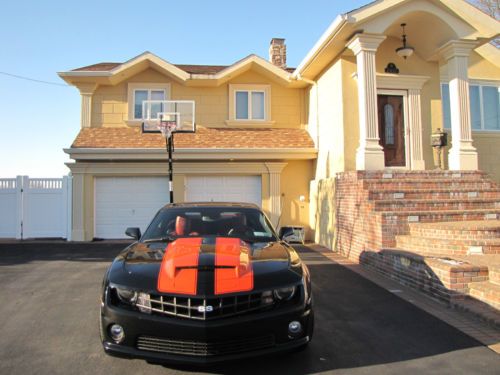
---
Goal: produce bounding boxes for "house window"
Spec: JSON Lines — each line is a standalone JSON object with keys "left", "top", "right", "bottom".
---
{"left": 127, "top": 83, "right": 170, "bottom": 123}
{"left": 134, "top": 89, "right": 166, "bottom": 119}
{"left": 228, "top": 84, "right": 271, "bottom": 124}
{"left": 441, "top": 83, "right": 500, "bottom": 131}
{"left": 235, "top": 90, "right": 265, "bottom": 120}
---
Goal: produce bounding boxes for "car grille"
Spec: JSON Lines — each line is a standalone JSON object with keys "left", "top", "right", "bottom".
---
{"left": 141, "top": 292, "right": 274, "bottom": 320}
{"left": 136, "top": 335, "right": 275, "bottom": 357}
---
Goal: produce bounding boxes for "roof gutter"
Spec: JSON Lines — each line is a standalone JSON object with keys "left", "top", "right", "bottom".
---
{"left": 292, "top": 14, "right": 350, "bottom": 79}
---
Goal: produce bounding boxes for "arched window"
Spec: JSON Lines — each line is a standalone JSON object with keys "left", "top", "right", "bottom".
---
{"left": 384, "top": 104, "right": 395, "bottom": 145}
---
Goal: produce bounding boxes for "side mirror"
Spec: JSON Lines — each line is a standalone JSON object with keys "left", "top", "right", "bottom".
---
{"left": 279, "top": 227, "right": 295, "bottom": 242}
{"left": 125, "top": 227, "right": 141, "bottom": 240}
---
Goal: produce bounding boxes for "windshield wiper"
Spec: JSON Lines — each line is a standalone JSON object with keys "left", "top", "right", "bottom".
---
{"left": 142, "top": 235, "right": 176, "bottom": 243}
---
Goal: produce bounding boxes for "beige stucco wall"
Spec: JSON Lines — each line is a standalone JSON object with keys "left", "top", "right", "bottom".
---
{"left": 90, "top": 68, "right": 305, "bottom": 129}
{"left": 279, "top": 160, "right": 314, "bottom": 235}
{"left": 307, "top": 58, "right": 345, "bottom": 179}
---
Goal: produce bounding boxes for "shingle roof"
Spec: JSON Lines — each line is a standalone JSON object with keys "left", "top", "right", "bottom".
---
{"left": 71, "top": 62, "right": 295, "bottom": 75}
{"left": 72, "top": 63, "right": 121, "bottom": 71}
{"left": 71, "top": 127, "right": 315, "bottom": 149}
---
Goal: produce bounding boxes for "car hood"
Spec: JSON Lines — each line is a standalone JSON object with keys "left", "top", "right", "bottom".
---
{"left": 107, "top": 237, "right": 303, "bottom": 296}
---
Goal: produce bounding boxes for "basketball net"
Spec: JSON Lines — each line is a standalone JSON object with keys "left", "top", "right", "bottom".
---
{"left": 159, "top": 120, "right": 177, "bottom": 139}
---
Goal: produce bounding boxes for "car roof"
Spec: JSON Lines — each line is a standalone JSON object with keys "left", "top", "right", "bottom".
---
{"left": 161, "top": 202, "right": 261, "bottom": 210}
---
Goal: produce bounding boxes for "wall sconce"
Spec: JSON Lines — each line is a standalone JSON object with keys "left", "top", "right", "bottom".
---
{"left": 395, "top": 23, "right": 414, "bottom": 59}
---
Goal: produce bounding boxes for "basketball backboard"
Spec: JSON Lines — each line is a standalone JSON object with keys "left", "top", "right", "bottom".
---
{"left": 141, "top": 100, "right": 195, "bottom": 134}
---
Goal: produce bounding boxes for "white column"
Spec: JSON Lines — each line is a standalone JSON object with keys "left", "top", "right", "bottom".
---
{"left": 439, "top": 40, "right": 478, "bottom": 170}
{"left": 408, "top": 89, "right": 425, "bottom": 170}
{"left": 346, "top": 34, "right": 386, "bottom": 171}
{"left": 265, "top": 162, "right": 287, "bottom": 228}
{"left": 78, "top": 84, "right": 98, "bottom": 129}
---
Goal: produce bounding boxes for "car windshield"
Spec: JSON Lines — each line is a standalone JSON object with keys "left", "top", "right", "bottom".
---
{"left": 142, "top": 206, "right": 278, "bottom": 242}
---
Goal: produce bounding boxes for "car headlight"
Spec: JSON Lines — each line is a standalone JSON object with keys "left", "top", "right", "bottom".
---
{"left": 115, "top": 287, "right": 138, "bottom": 305}
{"left": 273, "top": 286, "right": 296, "bottom": 301}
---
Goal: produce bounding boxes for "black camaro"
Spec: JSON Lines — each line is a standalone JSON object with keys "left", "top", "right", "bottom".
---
{"left": 100, "top": 202, "right": 314, "bottom": 364}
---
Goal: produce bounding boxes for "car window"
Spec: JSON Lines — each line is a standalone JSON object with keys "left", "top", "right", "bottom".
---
{"left": 142, "top": 207, "right": 277, "bottom": 242}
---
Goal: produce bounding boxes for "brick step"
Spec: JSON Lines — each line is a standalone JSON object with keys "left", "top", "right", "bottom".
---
{"left": 368, "top": 188, "right": 500, "bottom": 201}
{"left": 489, "top": 265, "right": 500, "bottom": 286}
{"left": 468, "top": 281, "right": 500, "bottom": 311}
{"left": 381, "top": 208, "right": 500, "bottom": 223}
{"left": 408, "top": 220, "right": 500, "bottom": 240}
{"left": 395, "top": 235, "right": 500, "bottom": 255}
{"left": 363, "top": 178, "right": 494, "bottom": 191}
{"left": 373, "top": 198, "right": 500, "bottom": 212}
{"left": 354, "top": 170, "right": 488, "bottom": 180}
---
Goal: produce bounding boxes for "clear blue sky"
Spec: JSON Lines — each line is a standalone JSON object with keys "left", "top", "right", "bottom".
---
{"left": 0, "top": 0, "right": 367, "bottom": 177}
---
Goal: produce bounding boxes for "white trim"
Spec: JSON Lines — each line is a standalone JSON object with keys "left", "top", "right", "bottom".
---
{"left": 293, "top": 15, "right": 349, "bottom": 78}
{"left": 64, "top": 147, "right": 317, "bottom": 161}
{"left": 228, "top": 84, "right": 271, "bottom": 122}
{"left": 377, "top": 74, "right": 430, "bottom": 90}
{"left": 59, "top": 53, "right": 293, "bottom": 87}
{"left": 377, "top": 89, "right": 410, "bottom": 169}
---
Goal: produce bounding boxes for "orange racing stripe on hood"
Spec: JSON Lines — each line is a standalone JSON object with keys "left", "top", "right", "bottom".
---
{"left": 157, "top": 238, "right": 202, "bottom": 295}
{"left": 214, "top": 237, "right": 254, "bottom": 295}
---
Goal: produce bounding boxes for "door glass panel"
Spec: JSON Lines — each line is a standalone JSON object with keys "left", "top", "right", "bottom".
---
{"left": 384, "top": 104, "right": 395, "bottom": 145}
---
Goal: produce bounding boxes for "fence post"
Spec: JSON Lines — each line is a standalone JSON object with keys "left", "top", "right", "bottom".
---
{"left": 15, "top": 176, "right": 23, "bottom": 239}
{"left": 63, "top": 176, "right": 73, "bottom": 241}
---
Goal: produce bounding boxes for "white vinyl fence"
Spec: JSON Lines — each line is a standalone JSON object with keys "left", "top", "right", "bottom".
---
{"left": 0, "top": 176, "right": 72, "bottom": 240}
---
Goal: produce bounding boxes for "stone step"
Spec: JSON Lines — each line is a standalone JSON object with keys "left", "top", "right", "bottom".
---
{"left": 363, "top": 178, "right": 494, "bottom": 191}
{"left": 373, "top": 198, "right": 500, "bottom": 212}
{"left": 395, "top": 235, "right": 500, "bottom": 255}
{"left": 408, "top": 220, "right": 500, "bottom": 241}
{"left": 489, "top": 265, "right": 500, "bottom": 286}
{"left": 354, "top": 170, "right": 488, "bottom": 180}
{"left": 368, "top": 188, "right": 500, "bottom": 201}
{"left": 468, "top": 281, "right": 500, "bottom": 311}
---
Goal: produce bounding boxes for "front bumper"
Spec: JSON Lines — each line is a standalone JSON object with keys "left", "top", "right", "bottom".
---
{"left": 100, "top": 300, "right": 313, "bottom": 365}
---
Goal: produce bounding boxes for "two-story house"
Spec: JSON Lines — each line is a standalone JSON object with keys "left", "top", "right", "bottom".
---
{"left": 59, "top": 0, "right": 499, "bottom": 246}
{"left": 59, "top": 40, "right": 316, "bottom": 240}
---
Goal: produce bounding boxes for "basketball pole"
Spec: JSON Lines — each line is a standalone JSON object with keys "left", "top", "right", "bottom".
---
{"left": 167, "top": 136, "right": 174, "bottom": 204}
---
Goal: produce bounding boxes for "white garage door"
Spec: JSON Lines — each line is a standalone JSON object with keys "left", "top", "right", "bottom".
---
{"left": 185, "top": 176, "right": 261, "bottom": 207}
{"left": 95, "top": 177, "right": 169, "bottom": 239}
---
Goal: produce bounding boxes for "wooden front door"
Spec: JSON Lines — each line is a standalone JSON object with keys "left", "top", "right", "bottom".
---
{"left": 378, "top": 95, "right": 406, "bottom": 167}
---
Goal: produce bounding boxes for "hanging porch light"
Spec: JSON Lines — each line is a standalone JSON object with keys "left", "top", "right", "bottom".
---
{"left": 396, "top": 23, "right": 414, "bottom": 59}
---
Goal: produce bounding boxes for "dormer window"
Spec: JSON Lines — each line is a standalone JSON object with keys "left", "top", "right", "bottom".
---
{"left": 228, "top": 84, "right": 272, "bottom": 125}
{"left": 127, "top": 83, "right": 171, "bottom": 123}
{"left": 236, "top": 90, "right": 265, "bottom": 120}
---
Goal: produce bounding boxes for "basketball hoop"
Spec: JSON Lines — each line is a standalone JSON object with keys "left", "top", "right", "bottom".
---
{"left": 158, "top": 114, "right": 178, "bottom": 139}
{"left": 140, "top": 100, "right": 196, "bottom": 204}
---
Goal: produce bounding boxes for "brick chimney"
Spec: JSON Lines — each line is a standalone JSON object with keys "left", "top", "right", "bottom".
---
{"left": 269, "top": 38, "right": 286, "bottom": 68}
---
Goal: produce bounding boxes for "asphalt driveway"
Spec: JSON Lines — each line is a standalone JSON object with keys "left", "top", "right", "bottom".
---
{"left": 0, "top": 241, "right": 498, "bottom": 375}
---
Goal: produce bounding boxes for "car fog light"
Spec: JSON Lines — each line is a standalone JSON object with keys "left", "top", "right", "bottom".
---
{"left": 288, "top": 321, "right": 302, "bottom": 336}
{"left": 109, "top": 324, "right": 125, "bottom": 343}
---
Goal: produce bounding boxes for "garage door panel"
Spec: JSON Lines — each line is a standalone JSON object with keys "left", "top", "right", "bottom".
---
{"left": 95, "top": 177, "right": 168, "bottom": 239}
{"left": 185, "top": 176, "right": 261, "bottom": 207}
